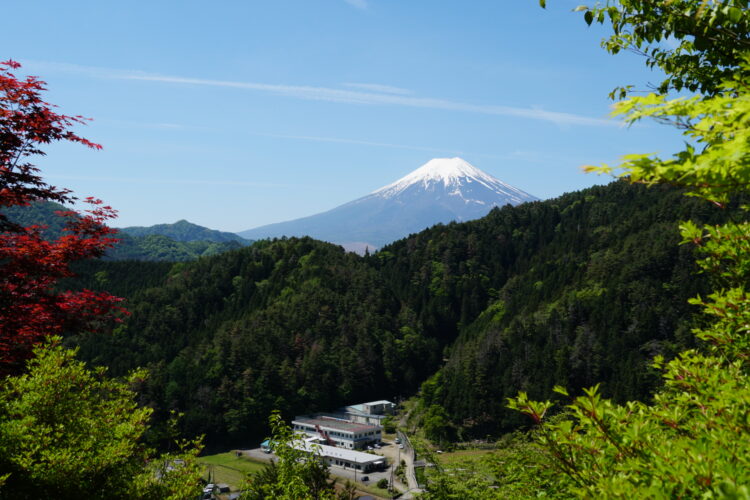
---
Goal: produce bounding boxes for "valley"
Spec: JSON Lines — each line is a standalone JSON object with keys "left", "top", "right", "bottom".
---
{"left": 3, "top": 1, "right": 749, "bottom": 497}
{"left": 65, "top": 180, "right": 725, "bottom": 447}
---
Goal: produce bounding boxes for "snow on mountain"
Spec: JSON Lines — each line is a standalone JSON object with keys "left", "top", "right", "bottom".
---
{"left": 373, "top": 157, "right": 531, "bottom": 205}
{"left": 239, "top": 158, "right": 538, "bottom": 251}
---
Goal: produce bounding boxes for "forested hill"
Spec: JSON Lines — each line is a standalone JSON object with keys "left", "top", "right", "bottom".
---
{"left": 69, "top": 181, "right": 733, "bottom": 444}
{"left": 71, "top": 238, "right": 439, "bottom": 444}
{"left": 374, "top": 181, "right": 728, "bottom": 437}
{"left": 120, "top": 219, "right": 252, "bottom": 245}
{"left": 2, "top": 201, "right": 245, "bottom": 261}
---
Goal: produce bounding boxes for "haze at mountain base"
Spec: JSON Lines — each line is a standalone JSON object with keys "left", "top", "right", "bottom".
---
{"left": 239, "top": 157, "right": 537, "bottom": 251}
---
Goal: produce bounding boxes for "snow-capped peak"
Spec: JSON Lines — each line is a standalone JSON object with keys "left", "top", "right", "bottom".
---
{"left": 372, "top": 157, "right": 533, "bottom": 204}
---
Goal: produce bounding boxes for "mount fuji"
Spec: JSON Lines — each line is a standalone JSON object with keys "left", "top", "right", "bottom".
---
{"left": 238, "top": 157, "right": 538, "bottom": 252}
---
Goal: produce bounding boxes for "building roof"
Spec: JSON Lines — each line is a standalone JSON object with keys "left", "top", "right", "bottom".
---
{"left": 293, "top": 416, "right": 380, "bottom": 433}
{"left": 344, "top": 406, "right": 387, "bottom": 418}
{"left": 295, "top": 441, "right": 385, "bottom": 464}
{"left": 364, "top": 400, "right": 394, "bottom": 406}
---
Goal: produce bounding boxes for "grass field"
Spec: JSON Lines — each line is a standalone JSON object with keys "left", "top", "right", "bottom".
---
{"left": 198, "top": 452, "right": 267, "bottom": 490}
{"left": 418, "top": 448, "right": 499, "bottom": 488}
{"left": 433, "top": 448, "right": 496, "bottom": 465}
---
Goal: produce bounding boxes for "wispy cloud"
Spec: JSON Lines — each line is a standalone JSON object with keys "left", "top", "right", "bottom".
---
{"left": 26, "top": 60, "right": 615, "bottom": 127}
{"left": 257, "top": 132, "right": 466, "bottom": 155}
{"left": 22, "top": 60, "right": 147, "bottom": 80}
{"left": 102, "top": 119, "right": 194, "bottom": 130}
{"left": 128, "top": 73, "right": 614, "bottom": 127}
{"left": 46, "top": 174, "right": 296, "bottom": 188}
{"left": 342, "top": 82, "right": 412, "bottom": 95}
{"left": 344, "top": 0, "right": 368, "bottom": 9}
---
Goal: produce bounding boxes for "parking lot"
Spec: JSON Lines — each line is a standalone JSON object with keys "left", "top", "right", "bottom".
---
{"left": 239, "top": 441, "right": 402, "bottom": 491}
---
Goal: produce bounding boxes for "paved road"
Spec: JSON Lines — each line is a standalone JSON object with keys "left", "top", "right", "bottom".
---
{"left": 396, "top": 431, "right": 423, "bottom": 495}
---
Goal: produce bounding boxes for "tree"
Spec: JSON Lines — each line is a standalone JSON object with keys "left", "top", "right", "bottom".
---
{"left": 0, "top": 61, "right": 203, "bottom": 498}
{"left": 566, "top": 0, "right": 750, "bottom": 96}
{"left": 422, "top": 404, "right": 455, "bottom": 444}
{"left": 242, "top": 411, "right": 337, "bottom": 500}
{"left": 0, "top": 60, "right": 124, "bottom": 374}
{"left": 508, "top": 3, "right": 750, "bottom": 497}
{"left": 0, "top": 338, "right": 202, "bottom": 499}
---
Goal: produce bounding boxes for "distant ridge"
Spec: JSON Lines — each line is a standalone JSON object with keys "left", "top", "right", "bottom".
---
{"left": 1, "top": 202, "right": 251, "bottom": 261}
{"left": 239, "top": 157, "right": 537, "bottom": 250}
{"left": 120, "top": 219, "right": 252, "bottom": 245}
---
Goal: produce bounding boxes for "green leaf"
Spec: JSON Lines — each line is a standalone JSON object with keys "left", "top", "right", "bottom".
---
{"left": 584, "top": 10, "right": 594, "bottom": 25}
{"left": 553, "top": 385, "right": 569, "bottom": 396}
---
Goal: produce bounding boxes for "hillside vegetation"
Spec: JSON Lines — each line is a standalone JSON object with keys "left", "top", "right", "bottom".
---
{"left": 67, "top": 181, "right": 731, "bottom": 445}
{"left": 378, "top": 182, "right": 726, "bottom": 437}
{"left": 3, "top": 201, "right": 247, "bottom": 261}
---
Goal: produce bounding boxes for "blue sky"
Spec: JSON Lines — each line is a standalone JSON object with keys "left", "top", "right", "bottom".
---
{"left": 2, "top": 1, "right": 682, "bottom": 232}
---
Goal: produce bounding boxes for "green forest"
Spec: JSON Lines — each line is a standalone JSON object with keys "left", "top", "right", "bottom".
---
{"left": 62, "top": 181, "right": 727, "bottom": 446}
{"left": 3, "top": 0, "right": 750, "bottom": 498}
{"left": 3, "top": 201, "right": 248, "bottom": 262}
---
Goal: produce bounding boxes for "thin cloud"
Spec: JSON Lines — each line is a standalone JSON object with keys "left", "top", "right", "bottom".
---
{"left": 46, "top": 174, "right": 296, "bottom": 188}
{"left": 27, "top": 61, "right": 615, "bottom": 127}
{"left": 344, "top": 0, "right": 368, "bottom": 9}
{"left": 22, "top": 60, "right": 148, "bottom": 80}
{"left": 101, "top": 118, "right": 211, "bottom": 131}
{"left": 126, "top": 74, "right": 613, "bottom": 127}
{"left": 258, "top": 132, "right": 466, "bottom": 155}
{"left": 118, "top": 121, "right": 187, "bottom": 130}
{"left": 343, "top": 82, "right": 413, "bottom": 95}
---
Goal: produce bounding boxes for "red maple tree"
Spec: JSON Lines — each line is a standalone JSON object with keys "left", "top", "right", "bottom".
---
{"left": 0, "top": 60, "right": 125, "bottom": 374}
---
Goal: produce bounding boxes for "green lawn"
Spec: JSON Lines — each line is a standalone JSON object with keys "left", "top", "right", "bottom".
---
{"left": 198, "top": 452, "right": 268, "bottom": 490}
{"left": 417, "top": 448, "right": 498, "bottom": 487}
{"left": 434, "top": 448, "right": 495, "bottom": 465}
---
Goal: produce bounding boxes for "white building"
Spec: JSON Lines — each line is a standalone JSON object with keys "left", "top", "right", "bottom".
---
{"left": 292, "top": 416, "right": 381, "bottom": 449}
{"left": 296, "top": 439, "right": 386, "bottom": 472}
{"left": 341, "top": 400, "right": 396, "bottom": 426}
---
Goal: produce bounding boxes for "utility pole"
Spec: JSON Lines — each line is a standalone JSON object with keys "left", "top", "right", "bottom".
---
{"left": 396, "top": 445, "right": 401, "bottom": 490}
{"left": 390, "top": 460, "right": 395, "bottom": 499}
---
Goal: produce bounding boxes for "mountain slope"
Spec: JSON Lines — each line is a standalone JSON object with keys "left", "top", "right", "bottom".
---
{"left": 239, "top": 158, "right": 537, "bottom": 249}
{"left": 67, "top": 181, "right": 733, "bottom": 444}
{"left": 71, "top": 237, "right": 437, "bottom": 444}
{"left": 376, "top": 181, "right": 733, "bottom": 436}
{"left": 120, "top": 220, "right": 251, "bottom": 245}
{"left": 1, "top": 202, "right": 247, "bottom": 262}
{"left": 108, "top": 234, "right": 245, "bottom": 261}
